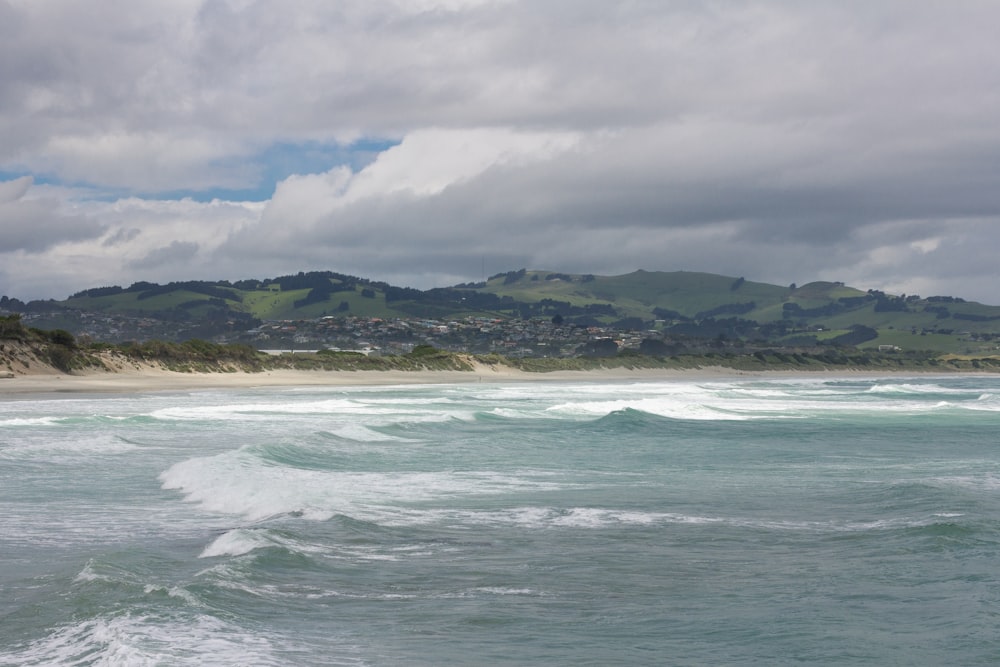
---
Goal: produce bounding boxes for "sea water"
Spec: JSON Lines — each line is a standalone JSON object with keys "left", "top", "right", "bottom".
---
{"left": 2, "top": 376, "right": 1000, "bottom": 665}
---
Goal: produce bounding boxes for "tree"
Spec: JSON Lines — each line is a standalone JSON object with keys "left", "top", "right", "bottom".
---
{"left": 639, "top": 338, "right": 672, "bottom": 356}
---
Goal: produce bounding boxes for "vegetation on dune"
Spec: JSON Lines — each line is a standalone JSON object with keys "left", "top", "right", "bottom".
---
{"left": 503, "top": 349, "right": 1000, "bottom": 374}
{"left": 0, "top": 314, "right": 103, "bottom": 373}
{"left": 4, "top": 313, "right": 1000, "bottom": 378}
{"left": 119, "top": 339, "right": 267, "bottom": 373}
{"left": 0, "top": 318, "right": 475, "bottom": 375}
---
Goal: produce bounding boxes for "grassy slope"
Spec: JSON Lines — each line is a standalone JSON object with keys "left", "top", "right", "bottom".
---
{"left": 480, "top": 270, "right": 793, "bottom": 320}
{"left": 63, "top": 285, "right": 502, "bottom": 321}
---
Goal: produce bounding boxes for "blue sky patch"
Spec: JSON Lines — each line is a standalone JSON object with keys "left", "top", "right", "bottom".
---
{"left": 1, "top": 138, "right": 400, "bottom": 203}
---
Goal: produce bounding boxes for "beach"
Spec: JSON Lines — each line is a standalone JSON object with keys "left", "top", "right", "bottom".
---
{"left": 0, "top": 360, "right": 922, "bottom": 395}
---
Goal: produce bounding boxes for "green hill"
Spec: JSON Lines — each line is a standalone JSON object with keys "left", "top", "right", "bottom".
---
{"left": 4, "top": 269, "right": 1000, "bottom": 355}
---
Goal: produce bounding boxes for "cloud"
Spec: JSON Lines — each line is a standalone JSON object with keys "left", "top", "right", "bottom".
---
{"left": 223, "top": 126, "right": 581, "bottom": 255}
{"left": 38, "top": 132, "right": 257, "bottom": 193}
{"left": 2, "top": 1, "right": 1000, "bottom": 304}
{"left": 0, "top": 191, "right": 261, "bottom": 299}
{"left": 211, "top": 115, "right": 1000, "bottom": 302}
{"left": 0, "top": 176, "right": 105, "bottom": 252}
{"left": 0, "top": 175, "right": 31, "bottom": 201}
{"left": 102, "top": 227, "right": 142, "bottom": 247}
{"left": 128, "top": 240, "right": 200, "bottom": 270}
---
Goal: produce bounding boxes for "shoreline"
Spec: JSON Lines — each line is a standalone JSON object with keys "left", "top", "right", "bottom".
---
{"left": 0, "top": 362, "right": 989, "bottom": 396}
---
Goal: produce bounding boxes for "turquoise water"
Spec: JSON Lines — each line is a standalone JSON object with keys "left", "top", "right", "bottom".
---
{"left": 2, "top": 376, "right": 1000, "bottom": 665}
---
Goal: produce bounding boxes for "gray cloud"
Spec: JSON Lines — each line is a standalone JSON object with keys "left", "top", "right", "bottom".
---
{"left": 0, "top": 177, "right": 105, "bottom": 252}
{"left": 1, "top": 1, "right": 1000, "bottom": 303}
{"left": 128, "top": 240, "right": 200, "bottom": 270}
{"left": 102, "top": 227, "right": 142, "bottom": 247}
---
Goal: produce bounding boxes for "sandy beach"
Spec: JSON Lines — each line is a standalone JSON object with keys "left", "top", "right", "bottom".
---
{"left": 0, "top": 364, "right": 734, "bottom": 395}
{"left": 0, "top": 360, "right": 954, "bottom": 396}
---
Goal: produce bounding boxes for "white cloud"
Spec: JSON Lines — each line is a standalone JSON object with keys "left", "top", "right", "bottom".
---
{"left": 343, "top": 127, "right": 581, "bottom": 199}
{"left": 224, "top": 126, "right": 581, "bottom": 252}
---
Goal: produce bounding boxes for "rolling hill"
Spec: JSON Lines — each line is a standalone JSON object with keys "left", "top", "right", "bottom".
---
{"left": 4, "top": 269, "right": 1000, "bottom": 355}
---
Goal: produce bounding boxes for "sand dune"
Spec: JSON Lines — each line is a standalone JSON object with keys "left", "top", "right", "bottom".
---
{"left": 0, "top": 359, "right": 944, "bottom": 395}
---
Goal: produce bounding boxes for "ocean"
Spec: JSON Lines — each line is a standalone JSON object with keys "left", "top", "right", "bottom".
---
{"left": 2, "top": 375, "right": 999, "bottom": 665}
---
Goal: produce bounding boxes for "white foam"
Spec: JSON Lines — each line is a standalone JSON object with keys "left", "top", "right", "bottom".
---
{"left": 385, "top": 505, "right": 959, "bottom": 534}
{"left": 0, "top": 416, "right": 62, "bottom": 427}
{"left": 161, "top": 451, "right": 564, "bottom": 523}
{"left": 200, "top": 528, "right": 277, "bottom": 558}
{"left": 866, "top": 382, "right": 967, "bottom": 395}
{"left": 530, "top": 380, "right": 877, "bottom": 420}
{"left": 546, "top": 396, "right": 755, "bottom": 421}
{"left": 149, "top": 397, "right": 475, "bottom": 424}
{"left": 962, "top": 394, "right": 1000, "bottom": 411}
{"left": 469, "top": 587, "right": 542, "bottom": 596}
{"left": 199, "top": 526, "right": 335, "bottom": 560}
{"left": 1, "top": 434, "right": 140, "bottom": 463}
{"left": 73, "top": 560, "right": 107, "bottom": 583}
{"left": 930, "top": 474, "right": 1000, "bottom": 491}
{"left": 142, "top": 583, "right": 201, "bottom": 606}
{"left": 0, "top": 614, "right": 283, "bottom": 667}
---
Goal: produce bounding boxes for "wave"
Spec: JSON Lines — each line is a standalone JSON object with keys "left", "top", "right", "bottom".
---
{"left": 249, "top": 438, "right": 364, "bottom": 471}
{"left": 199, "top": 527, "right": 323, "bottom": 559}
{"left": 0, "top": 614, "right": 286, "bottom": 667}
{"left": 316, "top": 423, "right": 409, "bottom": 442}
{"left": 148, "top": 396, "right": 476, "bottom": 425}
{"left": 71, "top": 558, "right": 202, "bottom": 607}
{"left": 0, "top": 433, "right": 141, "bottom": 463}
{"left": 927, "top": 474, "right": 1000, "bottom": 492}
{"left": 366, "top": 505, "right": 979, "bottom": 536}
{"left": 199, "top": 524, "right": 429, "bottom": 566}
{"left": 546, "top": 396, "right": 761, "bottom": 421}
{"left": 0, "top": 416, "right": 64, "bottom": 427}
{"left": 0, "top": 415, "right": 170, "bottom": 435}
{"left": 865, "top": 382, "right": 986, "bottom": 397}
{"left": 160, "top": 451, "right": 565, "bottom": 523}
{"left": 530, "top": 379, "right": 999, "bottom": 421}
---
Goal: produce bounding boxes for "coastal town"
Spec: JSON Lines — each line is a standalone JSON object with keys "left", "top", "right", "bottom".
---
{"left": 246, "top": 315, "right": 654, "bottom": 357}
{"left": 10, "top": 296, "right": 1000, "bottom": 362}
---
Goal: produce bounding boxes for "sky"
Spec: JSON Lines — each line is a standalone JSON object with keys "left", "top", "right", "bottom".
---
{"left": 2, "top": 1, "right": 1000, "bottom": 304}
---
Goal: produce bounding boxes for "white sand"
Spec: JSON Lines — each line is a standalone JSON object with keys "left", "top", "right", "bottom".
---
{"left": 0, "top": 359, "right": 935, "bottom": 396}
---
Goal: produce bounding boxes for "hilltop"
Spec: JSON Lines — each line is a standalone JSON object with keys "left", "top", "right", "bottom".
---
{"left": 2, "top": 269, "right": 1000, "bottom": 356}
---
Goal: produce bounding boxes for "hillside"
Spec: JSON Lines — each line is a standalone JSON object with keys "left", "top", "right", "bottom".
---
{"left": 3, "top": 269, "right": 1000, "bottom": 355}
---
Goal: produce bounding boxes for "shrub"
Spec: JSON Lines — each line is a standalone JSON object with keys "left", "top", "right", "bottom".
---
{"left": 0, "top": 314, "right": 26, "bottom": 340}
{"left": 48, "top": 345, "right": 75, "bottom": 372}
{"left": 48, "top": 329, "right": 76, "bottom": 348}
